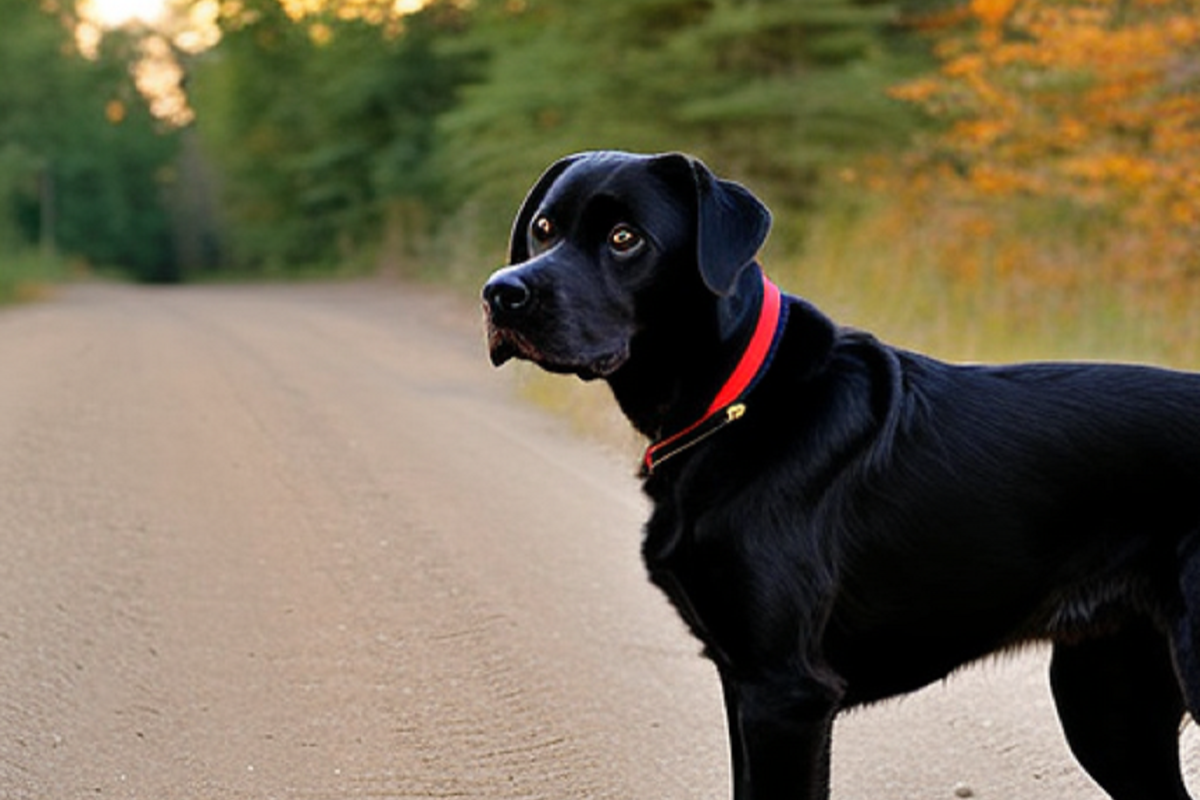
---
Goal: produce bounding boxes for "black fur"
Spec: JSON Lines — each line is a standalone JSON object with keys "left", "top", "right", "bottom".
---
{"left": 482, "top": 151, "right": 1200, "bottom": 800}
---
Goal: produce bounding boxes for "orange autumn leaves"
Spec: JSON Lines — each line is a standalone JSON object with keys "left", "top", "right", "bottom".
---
{"left": 892, "top": 0, "right": 1200, "bottom": 268}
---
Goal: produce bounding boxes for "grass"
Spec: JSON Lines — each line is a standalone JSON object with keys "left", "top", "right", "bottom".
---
{"left": 512, "top": 363, "right": 645, "bottom": 458}
{"left": 774, "top": 187, "right": 1200, "bottom": 370}
{"left": 0, "top": 251, "right": 71, "bottom": 306}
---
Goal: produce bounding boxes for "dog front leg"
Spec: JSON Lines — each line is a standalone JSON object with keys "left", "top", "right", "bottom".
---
{"left": 724, "top": 674, "right": 841, "bottom": 800}
{"left": 720, "top": 671, "right": 749, "bottom": 798}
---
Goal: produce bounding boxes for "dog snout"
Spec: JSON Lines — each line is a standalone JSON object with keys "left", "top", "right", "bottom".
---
{"left": 483, "top": 270, "right": 532, "bottom": 317}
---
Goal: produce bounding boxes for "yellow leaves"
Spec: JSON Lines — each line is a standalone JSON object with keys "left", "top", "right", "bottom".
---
{"left": 952, "top": 118, "right": 1011, "bottom": 148}
{"left": 1164, "top": 13, "right": 1200, "bottom": 44}
{"left": 970, "top": 0, "right": 1018, "bottom": 46}
{"left": 971, "top": 0, "right": 1018, "bottom": 28}
{"left": 967, "top": 163, "right": 1045, "bottom": 195}
{"left": 1056, "top": 116, "right": 1087, "bottom": 147}
{"left": 893, "top": 0, "right": 1200, "bottom": 276}
{"left": 943, "top": 52, "right": 985, "bottom": 79}
{"left": 105, "top": 98, "right": 126, "bottom": 124}
{"left": 1061, "top": 153, "right": 1156, "bottom": 188}
{"left": 278, "top": 0, "right": 424, "bottom": 29}
{"left": 887, "top": 77, "right": 940, "bottom": 104}
{"left": 307, "top": 20, "right": 332, "bottom": 43}
{"left": 278, "top": 0, "right": 322, "bottom": 20}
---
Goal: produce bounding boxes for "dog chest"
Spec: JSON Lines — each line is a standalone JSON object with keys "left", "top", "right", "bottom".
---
{"left": 642, "top": 486, "right": 835, "bottom": 674}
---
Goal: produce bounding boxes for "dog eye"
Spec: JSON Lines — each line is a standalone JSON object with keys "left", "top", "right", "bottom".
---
{"left": 531, "top": 216, "right": 555, "bottom": 243}
{"left": 609, "top": 225, "right": 644, "bottom": 255}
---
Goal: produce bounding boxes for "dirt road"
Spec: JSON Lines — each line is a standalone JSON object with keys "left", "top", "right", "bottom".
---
{"left": 0, "top": 281, "right": 1194, "bottom": 799}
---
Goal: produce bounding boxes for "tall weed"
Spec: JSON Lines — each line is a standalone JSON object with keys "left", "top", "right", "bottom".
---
{"left": 779, "top": 183, "right": 1200, "bottom": 369}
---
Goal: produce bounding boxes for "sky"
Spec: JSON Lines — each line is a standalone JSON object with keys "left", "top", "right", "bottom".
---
{"left": 84, "top": 0, "right": 169, "bottom": 27}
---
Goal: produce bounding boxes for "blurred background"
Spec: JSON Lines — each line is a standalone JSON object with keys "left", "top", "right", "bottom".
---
{"left": 3, "top": 0, "right": 1199, "bottom": 364}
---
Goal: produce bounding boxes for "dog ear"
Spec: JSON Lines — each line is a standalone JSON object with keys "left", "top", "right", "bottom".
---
{"left": 509, "top": 154, "right": 582, "bottom": 264}
{"left": 693, "top": 160, "right": 773, "bottom": 296}
{"left": 650, "top": 153, "right": 772, "bottom": 296}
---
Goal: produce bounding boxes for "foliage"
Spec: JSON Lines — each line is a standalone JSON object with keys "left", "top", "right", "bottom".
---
{"left": 435, "top": 0, "right": 931, "bottom": 255}
{"left": 8, "top": 0, "right": 1198, "bottom": 309}
{"left": 1, "top": 0, "right": 937, "bottom": 280}
{"left": 0, "top": 0, "right": 179, "bottom": 282}
{"left": 892, "top": 0, "right": 1200, "bottom": 272}
{"left": 188, "top": 0, "right": 477, "bottom": 273}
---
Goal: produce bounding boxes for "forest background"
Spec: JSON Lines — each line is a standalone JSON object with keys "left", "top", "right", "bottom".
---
{"left": 3, "top": 0, "right": 1200, "bottom": 370}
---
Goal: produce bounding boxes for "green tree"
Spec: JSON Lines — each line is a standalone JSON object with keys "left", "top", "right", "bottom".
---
{"left": 187, "top": 0, "right": 314, "bottom": 270}
{"left": 188, "top": 0, "right": 476, "bottom": 272}
{"left": 658, "top": 0, "right": 930, "bottom": 200}
{"left": 436, "top": 0, "right": 934, "bottom": 256}
{"left": 182, "top": 0, "right": 942, "bottom": 277}
{"left": 0, "top": 0, "right": 179, "bottom": 281}
{"left": 59, "top": 30, "right": 180, "bottom": 280}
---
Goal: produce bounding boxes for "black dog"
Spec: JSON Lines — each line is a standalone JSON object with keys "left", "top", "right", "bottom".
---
{"left": 482, "top": 151, "right": 1200, "bottom": 800}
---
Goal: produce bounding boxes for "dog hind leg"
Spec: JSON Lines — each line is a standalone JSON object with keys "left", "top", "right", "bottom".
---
{"left": 1174, "top": 533, "right": 1200, "bottom": 720}
{"left": 1050, "top": 620, "right": 1191, "bottom": 800}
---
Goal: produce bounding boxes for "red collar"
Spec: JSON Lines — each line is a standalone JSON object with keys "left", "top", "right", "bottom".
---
{"left": 642, "top": 274, "right": 785, "bottom": 475}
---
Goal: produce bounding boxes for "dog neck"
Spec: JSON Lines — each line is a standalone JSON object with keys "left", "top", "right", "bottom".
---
{"left": 607, "top": 265, "right": 788, "bottom": 474}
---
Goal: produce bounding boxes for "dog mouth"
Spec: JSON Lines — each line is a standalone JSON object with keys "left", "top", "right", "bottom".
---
{"left": 486, "top": 317, "right": 629, "bottom": 379}
{"left": 486, "top": 322, "right": 533, "bottom": 367}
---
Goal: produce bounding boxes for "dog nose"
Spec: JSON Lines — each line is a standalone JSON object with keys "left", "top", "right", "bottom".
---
{"left": 484, "top": 271, "right": 532, "bottom": 315}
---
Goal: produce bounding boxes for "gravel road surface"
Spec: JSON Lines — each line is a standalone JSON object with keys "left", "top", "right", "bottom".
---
{"left": 0, "top": 281, "right": 1194, "bottom": 798}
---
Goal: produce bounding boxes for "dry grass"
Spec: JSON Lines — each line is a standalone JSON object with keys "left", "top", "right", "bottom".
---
{"left": 513, "top": 362, "right": 646, "bottom": 459}
{"left": 778, "top": 190, "right": 1200, "bottom": 369}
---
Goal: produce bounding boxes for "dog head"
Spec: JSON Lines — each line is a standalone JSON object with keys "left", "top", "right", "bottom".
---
{"left": 482, "top": 151, "right": 771, "bottom": 381}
